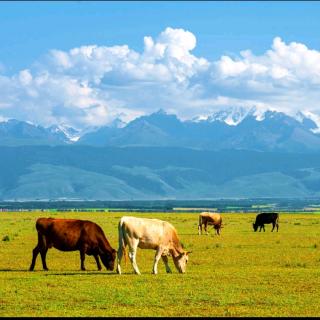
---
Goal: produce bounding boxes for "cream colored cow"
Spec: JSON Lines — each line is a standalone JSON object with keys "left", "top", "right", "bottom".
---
{"left": 116, "top": 216, "right": 191, "bottom": 275}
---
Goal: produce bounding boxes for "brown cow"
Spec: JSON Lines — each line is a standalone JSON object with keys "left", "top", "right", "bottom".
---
{"left": 198, "top": 212, "right": 223, "bottom": 235}
{"left": 29, "top": 218, "right": 117, "bottom": 271}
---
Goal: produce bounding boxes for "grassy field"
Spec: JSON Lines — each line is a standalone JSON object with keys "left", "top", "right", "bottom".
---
{"left": 0, "top": 211, "right": 319, "bottom": 317}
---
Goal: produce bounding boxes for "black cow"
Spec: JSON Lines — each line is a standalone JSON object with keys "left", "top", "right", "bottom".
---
{"left": 253, "top": 212, "right": 279, "bottom": 232}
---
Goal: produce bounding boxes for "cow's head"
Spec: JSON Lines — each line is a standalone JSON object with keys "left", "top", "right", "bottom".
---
{"left": 100, "top": 249, "right": 117, "bottom": 271}
{"left": 172, "top": 251, "right": 191, "bottom": 273}
{"left": 252, "top": 223, "right": 258, "bottom": 232}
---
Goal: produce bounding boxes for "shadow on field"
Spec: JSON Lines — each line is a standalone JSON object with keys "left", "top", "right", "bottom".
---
{"left": 0, "top": 268, "right": 29, "bottom": 272}
{"left": 0, "top": 268, "right": 136, "bottom": 276}
{"left": 44, "top": 272, "right": 144, "bottom": 276}
{"left": 44, "top": 271, "right": 129, "bottom": 276}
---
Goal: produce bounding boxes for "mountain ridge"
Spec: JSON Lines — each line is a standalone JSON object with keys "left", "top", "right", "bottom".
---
{"left": 2, "top": 107, "right": 320, "bottom": 152}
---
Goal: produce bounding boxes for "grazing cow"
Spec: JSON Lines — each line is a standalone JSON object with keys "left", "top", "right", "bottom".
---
{"left": 29, "top": 218, "right": 117, "bottom": 271}
{"left": 198, "top": 212, "right": 223, "bottom": 235}
{"left": 116, "top": 216, "right": 191, "bottom": 275}
{"left": 253, "top": 212, "right": 279, "bottom": 232}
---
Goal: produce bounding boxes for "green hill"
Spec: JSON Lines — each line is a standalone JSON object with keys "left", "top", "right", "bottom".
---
{"left": 1, "top": 146, "right": 320, "bottom": 200}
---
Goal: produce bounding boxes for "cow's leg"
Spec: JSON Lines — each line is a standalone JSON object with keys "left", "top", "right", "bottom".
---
{"left": 259, "top": 225, "right": 262, "bottom": 232}
{"left": 271, "top": 222, "right": 275, "bottom": 232}
{"left": 152, "top": 248, "right": 163, "bottom": 274}
{"left": 204, "top": 222, "right": 208, "bottom": 235}
{"left": 94, "top": 254, "right": 102, "bottom": 271}
{"left": 40, "top": 247, "right": 49, "bottom": 271}
{"left": 116, "top": 246, "right": 123, "bottom": 274}
{"left": 29, "top": 232, "right": 42, "bottom": 271}
{"left": 30, "top": 233, "right": 48, "bottom": 271}
{"left": 80, "top": 251, "right": 86, "bottom": 271}
{"left": 80, "top": 245, "right": 87, "bottom": 271}
{"left": 161, "top": 255, "right": 172, "bottom": 273}
{"left": 127, "top": 239, "right": 141, "bottom": 275}
{"left": 198, "top": 224, "right": 202, "bottom": 235}
{"left": 29, "top": 245, "right": 40, "bottom": 271}
{"left": 276, "top": 222, "right": 279, "bottom": 232}
{"left": 128, "top": 250, "right": 140, "bottom": 275}
{"left": 263, "top": 225, "right": 265, "bottom": 232}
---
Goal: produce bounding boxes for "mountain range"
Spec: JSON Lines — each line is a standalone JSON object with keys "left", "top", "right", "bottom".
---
{"left": 1, "top": 107, "right": 320, "bottom": 200}
{"left": 1, "top": 107, "right": 320, "bottom": 153}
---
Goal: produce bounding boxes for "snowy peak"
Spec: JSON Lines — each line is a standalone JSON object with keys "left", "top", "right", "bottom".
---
{"left": 48, "top": 125, "right": 81, "bottom": 142}
{"left": 294, "top": 111, "right": 320, "bottom": 133}
{"left": 204, "top": 106, "right": 266, "bottom": 125}
{"left": 201, "top": 107, "right": 320, "bottom": 133}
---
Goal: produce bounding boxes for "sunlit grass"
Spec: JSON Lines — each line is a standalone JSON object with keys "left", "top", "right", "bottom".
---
{"left": 0, "top": 211, "right": 319, "bottom": 316}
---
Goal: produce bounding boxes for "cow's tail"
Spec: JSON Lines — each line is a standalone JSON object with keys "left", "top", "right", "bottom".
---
{"left": 118, "top": 219, "right": 128, "bottom": 265}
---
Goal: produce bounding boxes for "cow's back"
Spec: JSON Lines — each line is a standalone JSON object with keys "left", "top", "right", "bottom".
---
{"left": 36, "top": 218, "right": 101, "bottom": 251}
{"left": 119, "top": 216, "right": 177, "bottom": 249}
{"left": 256, "top": 213, "right": 278, "bottom": 224}
{"left": 200, "top": 212, "right": 222, "bottom": 225}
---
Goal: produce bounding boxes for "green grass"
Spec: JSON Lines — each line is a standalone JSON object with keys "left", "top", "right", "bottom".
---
{"left": 0, "top": 211, "right": 320, "bottom": 317}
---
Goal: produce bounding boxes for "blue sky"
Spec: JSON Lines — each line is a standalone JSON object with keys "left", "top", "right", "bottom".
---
{"left": 2, "top": 1, "right": 320, "bottom": 73}
{"left": 1, "top": 1, "right": 320, "bottom": 130}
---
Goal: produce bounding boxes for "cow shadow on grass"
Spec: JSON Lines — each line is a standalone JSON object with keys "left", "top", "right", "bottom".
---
{"left": 0, "top": 269, "right": 151, "bottom": 276}
{"left": 44, "top": 271, "right": 148, "bottom": 276}
{"left": 0, "top": 268, "right": 119, "bottom": 275}
{"left": 0, "top": 268, "right": 29, "bottom": 272}
{"left": 44, "top": 271, "right": 118, "bottom": 276}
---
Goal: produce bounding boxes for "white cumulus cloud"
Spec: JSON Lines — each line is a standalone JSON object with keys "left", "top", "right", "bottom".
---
{"left": 1, "top": 29, "right": 320, "bottom": 131}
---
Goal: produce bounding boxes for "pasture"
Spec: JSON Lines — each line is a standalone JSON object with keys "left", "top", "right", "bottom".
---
{"left": 0, "top": 211, "right": 319, "bottom": 317}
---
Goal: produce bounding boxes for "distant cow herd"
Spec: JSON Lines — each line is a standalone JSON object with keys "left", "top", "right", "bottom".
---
{"left": 29, "top": 211, "right": 279, "bottom": 274}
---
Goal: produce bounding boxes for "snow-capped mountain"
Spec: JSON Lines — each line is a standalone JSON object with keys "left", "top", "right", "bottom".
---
{"left": 294, "top": 110, "right": 320, "bottom": 134}
{"left": 2, "top": 107, "right": 320, "bottom": 152}
{"left": 193, "top": 106, "right": 320, "bottom": 133}
{"left": 206, "top": 106, "right": 258, "bottom": 125}
{"left": 47, "top": 125, "right": 81, "bottom": 142}
{"left": 77, "top": 108, "right": 320, "bottom": 152}
{"left": 0, "top": 119, "right": 68, "bottom": 146}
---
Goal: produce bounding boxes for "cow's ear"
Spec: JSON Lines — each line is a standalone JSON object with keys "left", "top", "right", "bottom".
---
{"left": 186, "top": 251, "right": 192, "bottom": 255}
{"left": 178, "top": 252, "right": 184, "bottom": 259}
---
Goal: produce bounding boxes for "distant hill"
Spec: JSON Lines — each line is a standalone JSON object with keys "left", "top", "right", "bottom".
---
{"left": 1, "top": 145, "right": 320, "bottom": 200}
